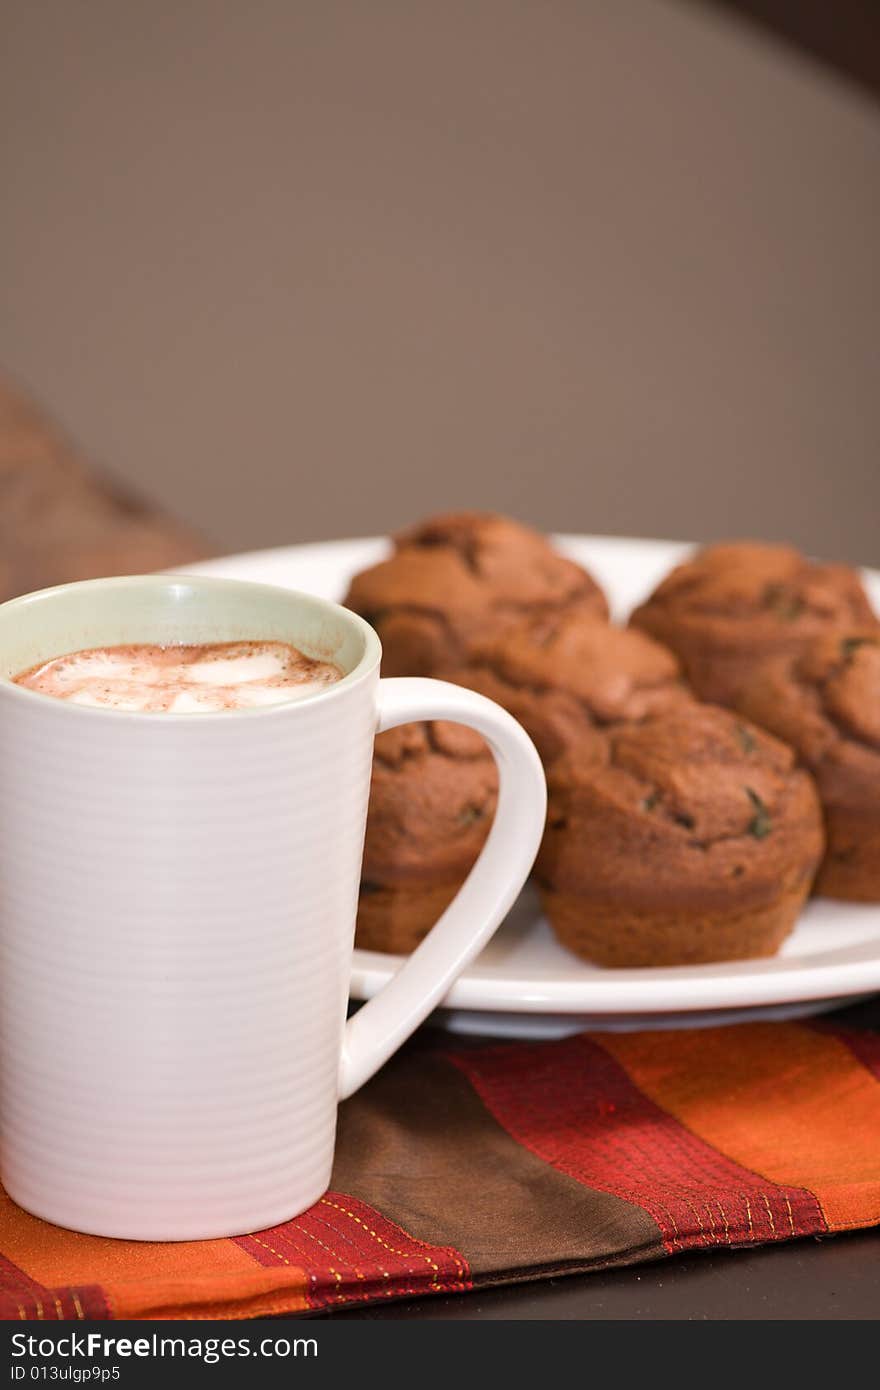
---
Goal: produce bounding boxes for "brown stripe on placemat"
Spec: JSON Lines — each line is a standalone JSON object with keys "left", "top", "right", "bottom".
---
{"left": 331, "top": 1050, "right": 665, "bottom": 1276}
{"left": 451, "top": 1034, "right": 826, "bottom": 1252}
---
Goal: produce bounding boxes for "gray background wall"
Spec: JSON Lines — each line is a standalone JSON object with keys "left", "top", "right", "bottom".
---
{"left": 2, "top": 0, "right": 878, "bottom": 562}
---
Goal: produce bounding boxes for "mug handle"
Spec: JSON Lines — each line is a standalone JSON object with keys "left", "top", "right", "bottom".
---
{"left": 338, "top": 677, "right": 547, "bottom": 1099}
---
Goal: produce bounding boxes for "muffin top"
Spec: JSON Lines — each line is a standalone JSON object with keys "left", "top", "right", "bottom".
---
{"left": 629, "top": 542, "right": 876, "bottom": 704}
{"left": 537, "top": 704, "right": 824, "bottom": 911}
{"left": 344, "top": 512, "right": 608, "bottom": 676}
{"left": 738, "top": 630, "right": 880, "bottom": 809}
{"left": 361, "top": 720, "right": 497, "bottom": 883}
{"left": 447, "top": 609, "right": 693, "bottom": 764}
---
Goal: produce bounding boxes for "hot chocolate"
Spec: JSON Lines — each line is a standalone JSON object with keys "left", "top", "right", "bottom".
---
{"left": 13, "top": 640, "right": 342, "bottom": 712}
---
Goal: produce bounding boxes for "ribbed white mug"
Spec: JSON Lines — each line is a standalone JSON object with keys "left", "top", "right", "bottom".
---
{"left": 0, "top": 575, "right": 546, "bottom": 1240}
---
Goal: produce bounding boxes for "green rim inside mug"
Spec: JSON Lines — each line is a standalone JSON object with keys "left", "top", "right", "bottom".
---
{"left": 0, "top": 573, "right": 382, "bottom": 718}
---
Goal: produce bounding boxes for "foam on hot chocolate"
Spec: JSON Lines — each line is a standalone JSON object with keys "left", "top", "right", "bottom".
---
{"left": 13, "top": 641, "right": 342, "bottom": 712}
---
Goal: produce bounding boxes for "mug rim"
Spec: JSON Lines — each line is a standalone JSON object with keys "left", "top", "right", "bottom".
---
{"left": 0, "top": 572, "right": 383, "bottom": 721}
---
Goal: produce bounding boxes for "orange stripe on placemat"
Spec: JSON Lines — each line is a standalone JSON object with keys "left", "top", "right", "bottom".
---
{"left": 0, "top": 1251, "right": 110, "bottom": 1321}
{"left": 601, "top": 1024, "right": 880, "bottom": 1232}
{"left": 235, "top": 1191, "right": 471, "bottom": 1310}
{"left": 449, "top": 1035, "right": 826, "bottom": 1254}
{"left": 0, "top": 1189, "right": 310, "bottom": 1320}
{"left": 812, "top": 1023, "right": 880, "bottom": 1083}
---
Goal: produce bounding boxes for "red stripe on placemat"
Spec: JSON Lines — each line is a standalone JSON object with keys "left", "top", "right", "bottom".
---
{"left": 0, "top": 1252, "right": 111, "bottom": 1321}
{"left": 812, "top": 1025, "right": 880, "bottom": 1082}
{"left": 235, "top": 1191, "right": 471, "bottom": 1309}
{"left": 449, "top": 1035, "right": 826, "bottom": 1254}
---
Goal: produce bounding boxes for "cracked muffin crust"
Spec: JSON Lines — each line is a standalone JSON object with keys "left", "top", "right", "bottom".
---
{"left": 629, "top": 542, "right": 877, "bottom": 708}
{"left": 738, "top": 631, "right": 880, "bottom": 901}
{"left": 535, "top": 705, "right": 824, "bottom": 966}
{"left": 344, "top": 512, "right": 608, "bottom": 677}
{"left": 446, "top": 609, "right": 694, "bottom": 765}
{"left": 355, "top": 720, "right": 498, "bottom": 954}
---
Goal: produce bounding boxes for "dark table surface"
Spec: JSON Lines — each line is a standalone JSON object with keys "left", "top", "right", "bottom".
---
{"left": 321, "top": 995, "right": 880, "bottom": 1321}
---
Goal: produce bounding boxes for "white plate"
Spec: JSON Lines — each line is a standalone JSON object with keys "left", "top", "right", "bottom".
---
{"left": 183, "top": 536, "right": 880, "bottom": 1034}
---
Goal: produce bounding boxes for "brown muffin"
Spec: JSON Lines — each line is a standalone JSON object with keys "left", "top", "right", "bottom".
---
{"left": 445, "top": 609, "right": 694, "bottom": 766}
{"left": 738, "top": 631, "right": 880, "bottom": 901}
{"left": 344, "top": 512, "right": 608, "bottom": 677}
{"left": 629, "top": 542, "right": 876, "bottom": 708}
{"left": 356, "top": 720, "right": 498, "bottom": 954}
{"left": 536, "top": 705, "right": 824, "bottom": 967}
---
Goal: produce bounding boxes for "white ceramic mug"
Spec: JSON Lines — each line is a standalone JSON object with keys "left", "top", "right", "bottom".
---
{"left": 0, "top": 574, "right": 546, "bottom": 1241}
